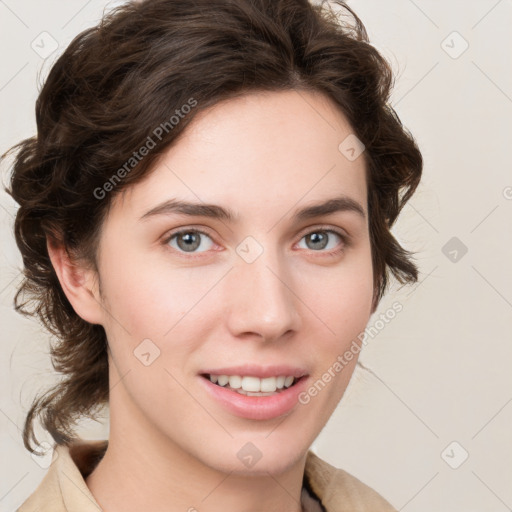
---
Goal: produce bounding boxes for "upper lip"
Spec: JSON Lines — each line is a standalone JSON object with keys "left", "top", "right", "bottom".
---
{"left": 200, "top": 364, "right": 309, "bottom": 379}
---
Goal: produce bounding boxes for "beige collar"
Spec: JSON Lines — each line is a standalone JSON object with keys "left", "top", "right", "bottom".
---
{"left": 17, "top": 440, "right": 396, "bottom": 512}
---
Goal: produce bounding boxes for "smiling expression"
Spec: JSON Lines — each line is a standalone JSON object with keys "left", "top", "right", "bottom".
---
{"left": 89, "top": 88, "right": 374, "bottom": 474}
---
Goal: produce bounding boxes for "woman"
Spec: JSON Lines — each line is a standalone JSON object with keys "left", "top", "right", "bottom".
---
{"left": 5, "top": 0, "right": 423, "bottom": 510}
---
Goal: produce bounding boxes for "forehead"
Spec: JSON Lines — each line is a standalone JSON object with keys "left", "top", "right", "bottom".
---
{"left": 112, "top": 89, "right": 367, "bottom": 226}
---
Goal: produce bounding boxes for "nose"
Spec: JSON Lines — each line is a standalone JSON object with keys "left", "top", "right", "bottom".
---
{"left": 224, "top": 247, "right": 301, "bottom": 342}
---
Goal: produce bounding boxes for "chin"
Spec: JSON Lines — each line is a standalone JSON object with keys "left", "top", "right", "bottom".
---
{"left": 202, "top": 435, "right": 310, "bottom": 476}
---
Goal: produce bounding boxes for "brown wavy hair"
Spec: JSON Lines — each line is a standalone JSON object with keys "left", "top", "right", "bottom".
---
{"left": 2, "top": 0, "right": 423, "bottom": 454}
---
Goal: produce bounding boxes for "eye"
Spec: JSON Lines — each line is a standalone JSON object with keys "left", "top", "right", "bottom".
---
{"left": 162, "top": 227, "right": 349, "bottom": 257}
{"left": 164, "top": 229, "right": 215, "bottom": 253}
{"left": 297, "top": 229, "right": 347, "bottom": 254}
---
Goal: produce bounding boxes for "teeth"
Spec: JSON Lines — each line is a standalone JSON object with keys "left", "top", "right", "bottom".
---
{"left": 228, "top": 375, "right": 242, "bottom": 389}
{"left": 208, "top": 374, "right": 297, "bottom": 392}
{"left": 284, "top": 376, "right": 294, "bottom": 388}
{"left": 217, "top": 375, "right": 229, "bottom": 386}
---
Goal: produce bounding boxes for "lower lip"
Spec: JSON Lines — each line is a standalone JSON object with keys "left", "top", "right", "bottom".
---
{"left": 198, "top": 375, "right": 309, "bottom": 420}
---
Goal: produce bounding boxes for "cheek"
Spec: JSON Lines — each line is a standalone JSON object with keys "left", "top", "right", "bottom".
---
{"left": 317, "top": 280, "right": 371, "bottom": 365}
{"left": 300, "top": 249, "right": 374, "bottom": 337}
{"left": 99, "top": 253, "right": 224, "bottom": 387}
{"left": 300, "top": 272, "right": 371, "bottom": 416}
{"left": 100, "top": 251, "right": 204, "bottom": 339}
{"left": 300, "top": 247, "right": 373, "bottom": 394}
{"left": 98, "top": 259, "right": 204, "bottom": 418}
{"left": 335, "top": 272, "right": 374, "bottom": 331}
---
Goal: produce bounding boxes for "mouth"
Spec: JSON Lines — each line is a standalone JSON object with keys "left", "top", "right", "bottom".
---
{"left": 200, "top": 373, "right": 304, "bottom": 397}
{"left": 198, "top": 370, "right": 310, "bottom": 420}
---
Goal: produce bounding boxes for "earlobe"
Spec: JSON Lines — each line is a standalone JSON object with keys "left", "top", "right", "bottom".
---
{"left": 46, "top": 237, "right": 104, "bottom": 326}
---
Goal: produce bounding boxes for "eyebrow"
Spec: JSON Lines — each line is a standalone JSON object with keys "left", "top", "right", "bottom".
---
{"left": 138, "top": 195, "right": 366, "bottom": 223}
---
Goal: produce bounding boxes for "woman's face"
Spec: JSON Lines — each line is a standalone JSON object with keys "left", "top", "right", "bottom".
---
{"left": 91, "top": 89, "right": 374, "bottom": 474}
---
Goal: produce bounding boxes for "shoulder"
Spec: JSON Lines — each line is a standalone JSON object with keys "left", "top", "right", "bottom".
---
{"left": 304, "top": 450, "right": 397, "bottom": 512}
{"left": 16, "top": 441, "right": 107, "bottom": 512}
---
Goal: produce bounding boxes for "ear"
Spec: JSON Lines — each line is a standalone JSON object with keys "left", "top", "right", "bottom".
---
{"left": 46, "top": 237, "right": 105, "bottom": 326}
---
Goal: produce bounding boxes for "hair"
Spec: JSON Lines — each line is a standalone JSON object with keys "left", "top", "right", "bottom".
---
{"left": 2, "top": 0, "right": 423, "bottom": 454}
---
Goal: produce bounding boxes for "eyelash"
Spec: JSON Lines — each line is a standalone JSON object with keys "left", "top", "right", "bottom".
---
{"left": 161, "top": 225, "right": 350, "bottom": 259}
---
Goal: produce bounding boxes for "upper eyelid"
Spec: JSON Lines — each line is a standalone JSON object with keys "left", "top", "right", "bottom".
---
{"left": 298, "top": 224, "right": 349, "bottom": 238}
{"left": 165, "top": 224, "right": 348, "bottom": 238}
{"left": 164, "top": 225, "right": 349, "bottom": 246}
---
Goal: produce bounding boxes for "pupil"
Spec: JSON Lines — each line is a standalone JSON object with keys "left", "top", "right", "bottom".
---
{"left": 178, "top": 232, "right": 200, "bottom": 252}
{"left": 309, "top": 232, "right": 327, "bottom": 250}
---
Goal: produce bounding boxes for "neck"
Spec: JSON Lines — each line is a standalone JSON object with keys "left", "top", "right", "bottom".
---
{"left": 85, "top": 379, "right": 307, "bottom": 512}
{"left": 86, "top": 437, "right": 306, "bottom": 512}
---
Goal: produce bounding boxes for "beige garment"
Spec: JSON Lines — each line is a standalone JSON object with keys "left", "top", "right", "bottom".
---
{"left": 16, "top": 440, "right": 396, "bottom": 512}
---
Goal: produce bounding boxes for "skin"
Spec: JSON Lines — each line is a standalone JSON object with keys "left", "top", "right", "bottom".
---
{"left": 48, "top": 89, "right": 375, "bottom": 512}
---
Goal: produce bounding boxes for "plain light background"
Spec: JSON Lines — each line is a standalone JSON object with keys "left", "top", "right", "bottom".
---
{"left": 1, "top": 1, "right": 511, "bottom": 511}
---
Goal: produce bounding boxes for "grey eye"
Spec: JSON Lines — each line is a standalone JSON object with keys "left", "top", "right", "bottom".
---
{"left": 167, "top": 231, "right": 214, "bottom": 253}
{"left": 298, "top": 231, "right": 343, "bottom": 251}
